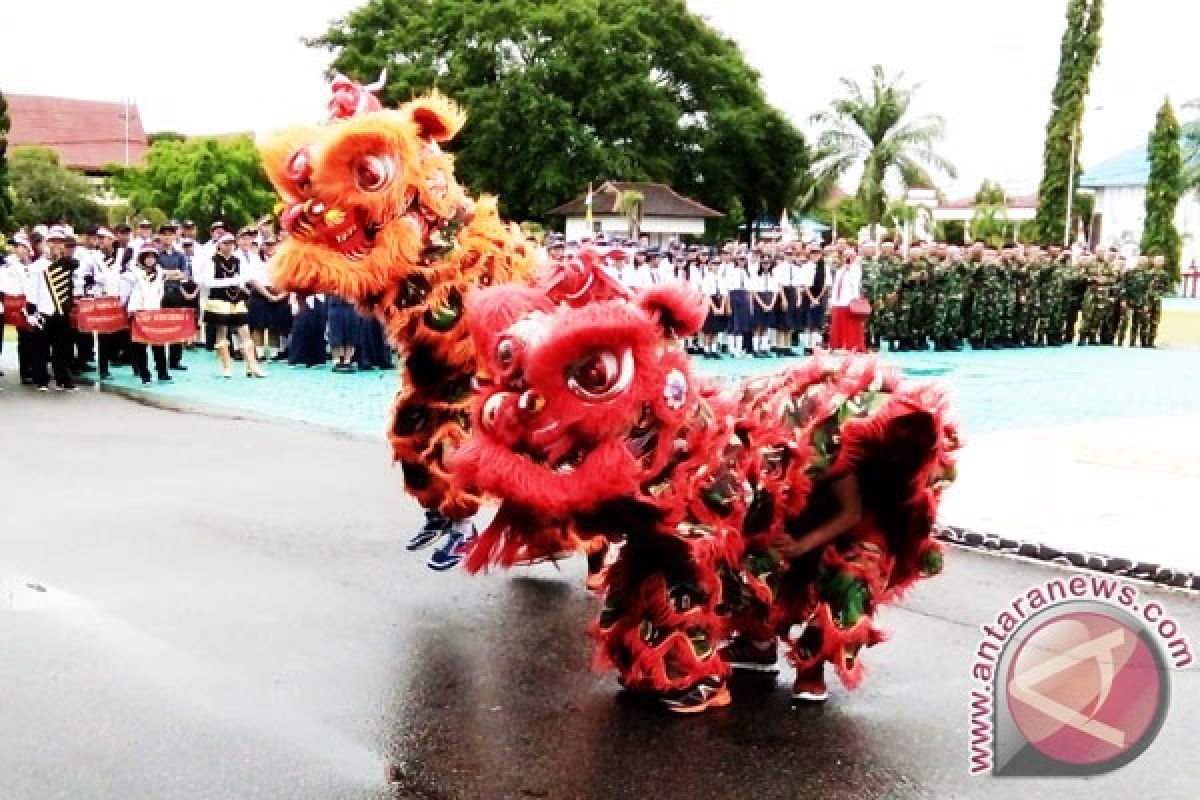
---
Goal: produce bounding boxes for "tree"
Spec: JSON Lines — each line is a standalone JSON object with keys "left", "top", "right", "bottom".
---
{"left": 1178, "top": 98, "right": 1200, "bottom": 190}
{"left": 809, "top": 65, "right": 956, "bottom": 227}
{"left": 309, "top": 0, "right": 809, "bottom": 226}
{"left": 1141, "top": 100, "right": 1184, "bottom": 282}
{"left": 9, "top": 146, "right": 103, "bottom": 229}
{"left": 618, "top": 189, "right": 643, "bottom": 240}
{"left": 108, "top": 135, "right": 276, "bottom": 233}
{"left": 974, "top": 179, "right": 1007, "bottom": 207}
{"left": 0, "top": 89, "right": 14, "bottom": 231}
{"left": 147, "top": 131, "right": 187, "bottom": 146}
{"left": 1034, "top": 0, "right": 1104, "bottom": 244}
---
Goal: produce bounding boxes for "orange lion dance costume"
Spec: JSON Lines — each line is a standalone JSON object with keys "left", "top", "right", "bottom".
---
{"left": 453, "top": 251, "right": 961, "bottom": 712}
{"left": 259, "top": 76, "right": 536, "bottom": 566}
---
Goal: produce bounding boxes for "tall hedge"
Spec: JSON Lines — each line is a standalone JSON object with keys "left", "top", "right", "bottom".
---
{"left": 1140, "top": 100, "right": 1183, "bottom": 283}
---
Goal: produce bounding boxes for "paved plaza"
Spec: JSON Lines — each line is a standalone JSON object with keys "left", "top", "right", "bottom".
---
{"left": 1, "top": 385, "right": 1197, "bottom": 800}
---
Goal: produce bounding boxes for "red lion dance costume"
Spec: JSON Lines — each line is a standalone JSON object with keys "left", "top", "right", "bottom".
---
{"left": 259, "top": 77, "right": 537, "bottom": 566}
{"left": 453, "top": 252, "right": 961, "bottom": 713}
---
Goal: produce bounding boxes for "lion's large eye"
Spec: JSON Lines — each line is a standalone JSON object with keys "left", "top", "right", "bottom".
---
{"left": 286, "top": 147, "right": 312, "bottom": 185}
{"left": 355, "top": 154, "right": 395, "bottom": 192}
{"left": 566, "top": 348, "right": 633, "bottom": 401}
{"left": 496, "top": 338, "right": 516, "bottom": 368}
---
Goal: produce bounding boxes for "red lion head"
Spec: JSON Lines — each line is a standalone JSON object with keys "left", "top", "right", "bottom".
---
{"left": 453, "top": 257, "right": 708, "bottom": 519}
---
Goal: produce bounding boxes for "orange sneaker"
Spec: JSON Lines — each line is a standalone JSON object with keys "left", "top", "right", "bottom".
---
{"left": 660, "top": 677, "right": 732, "bottom": 714}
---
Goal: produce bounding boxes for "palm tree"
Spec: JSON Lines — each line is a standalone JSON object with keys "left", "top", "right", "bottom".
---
{"left": 618, "top": 189, "right": 644, "bottom": 241}
{"left": 1180, "top": 98, "right": 1200, "bottom": 189}
{"left": 811, "top": 65, "right": 957, "bottom": 226}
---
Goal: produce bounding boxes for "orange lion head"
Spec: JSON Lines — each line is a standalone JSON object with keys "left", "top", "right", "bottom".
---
{"left": 258, "top": 92, "right": 471, "bottom": 302}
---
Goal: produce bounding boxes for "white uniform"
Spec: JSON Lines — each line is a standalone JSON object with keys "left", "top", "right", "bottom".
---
{"left": 126, "top": 270, "right": 165, "bottom": 313}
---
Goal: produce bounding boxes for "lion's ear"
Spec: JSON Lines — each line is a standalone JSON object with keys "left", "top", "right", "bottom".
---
{"left": 406, "top": 92, "right": 467, "bottom": 143}
{"left": 638, "top": 284, "right": 708, "bottom": 339}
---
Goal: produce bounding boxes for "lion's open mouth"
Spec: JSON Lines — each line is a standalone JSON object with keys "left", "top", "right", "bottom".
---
{"left": 279, "top": 195, "right": 415, "bottom": 261}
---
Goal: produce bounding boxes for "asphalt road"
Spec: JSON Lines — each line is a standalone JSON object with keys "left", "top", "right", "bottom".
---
{"left": 0, "top": 385, "right": 1197, "bottom": 800}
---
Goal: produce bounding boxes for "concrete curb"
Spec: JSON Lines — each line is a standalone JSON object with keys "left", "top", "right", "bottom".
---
{"left": 935, "top": 524, "right": 1200, "bottom": 593}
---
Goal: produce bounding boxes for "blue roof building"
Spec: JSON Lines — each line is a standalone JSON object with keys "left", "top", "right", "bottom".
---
{"left": 1080, "top": 146, "right": 1151, "bottom": 188}
{"left": 1081, "top": 139, "right": 1200, "bottom": 274}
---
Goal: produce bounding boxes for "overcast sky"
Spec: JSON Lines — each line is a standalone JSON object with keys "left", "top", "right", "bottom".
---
{"left": 2, "top": 0, "right": 1194, "bottom": 199}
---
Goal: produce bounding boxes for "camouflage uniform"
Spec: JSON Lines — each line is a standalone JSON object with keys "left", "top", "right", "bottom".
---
{"left": 1114, "top": 262, "right": 1136, "bottom": 346}
{"left": 898, "top": 254, "right": 933, "bottom": 351}
{"left": 873, "top": 252, "right": 900, "bottom": 350}
{"left": 1144, "top": 265, "right": 1171, "bottom": 347}
{"left": 1032, "top": 256, "right": 1061, "bottom": 346}
{"left": 861, "top": 254, "right": 881, "bottom": 350}
{"left": 993, "top": 257, "right": 1016, "bottom": 347}
{"left": 1122, "top": 261, "right": 1151, "bottom": 347}
{"left": 967, "top": 255, "right": 1003, "bottom": 348}
{"left": 1079, "top": 258, "right": 1118, "bottom": 345}
{"left": 1010, "top": 257, "right": 1034, "bottom": 346}
{"left": 932, "top": 255, "right": 968, "bottom": 350}
{"left": 1062, "top": 261, "right": 1088, "bottom": 344}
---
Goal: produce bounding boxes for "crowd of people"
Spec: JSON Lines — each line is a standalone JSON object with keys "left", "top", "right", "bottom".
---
{"left": 1, "top": 223, "right": 1176, "bottom": 393}
{"left": 0, "top": 218, "right": 394, "bottom": 391}
{"left": 557, "top": 235, "right": 1175, "bottom": 355}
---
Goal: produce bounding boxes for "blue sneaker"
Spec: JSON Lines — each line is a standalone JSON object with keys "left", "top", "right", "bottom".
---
{"left": 406, "top": 510, "right": 450, "bottom": 551}
{"left": 426, "top": 522, "right": 478, "bottom": 571}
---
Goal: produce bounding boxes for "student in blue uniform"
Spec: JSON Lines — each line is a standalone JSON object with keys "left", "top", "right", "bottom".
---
{"left": 326, "top": 294, "right": 360, "bottom": 373}
{"left": 727, "top": 255, "right": 753, "bottom": 358}
{"left": 288, "top": 294, "right": 329, "bottom": 367}
{"left": 750, "top": 257, "right": 780, "bottom": 358}
{"left": 699, "top": 258, "right": 726, "bottom": 359}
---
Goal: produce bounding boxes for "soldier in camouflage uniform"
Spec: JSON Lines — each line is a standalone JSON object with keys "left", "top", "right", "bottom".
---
{"left": 894, "top": 246, "right": 919, "bottom": 351}
{"left": 864, "top": 241, "right": 883, "bottom": 347}
{"left": 1061, "top": 252, "right": 1088, "bottom": 344}
{"left": 1030, "top": 248, "right": 1060, "bottom": 346}
{"left": 1078, "top": 254, "right": 1118, "bottom": 345}
{"left": 874, "top": 242, "right": 901, "bottom": 351}
{"left": 932, "top": 246, "right": 968, "bottom": 350}
{"left": 990, "top": 247, "right": 1015, "bottom": 347}
{"left": 1010, "top": 248, "right": 1035, "bottom": 346}
{"left": 1120, "top": 256, "right": 1150, "bottom": 347}
{"left": 1143, "top": 255, "right": 1171, "bottom": 347}
{"left": 911, "top": 245, "right": 937, "bottom": 350}
{"left": 966, "top": 248, "right": 1001, "bottom": 349}
{"left": 1099, "top": 250, "right": 1122, "bottom": 345}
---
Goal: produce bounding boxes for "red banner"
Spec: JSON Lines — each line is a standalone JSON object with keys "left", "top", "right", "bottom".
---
{"left": 131, "top": 309, "right": 196, "bottom": 344}
{"left": 72, "top": 296, "right": 130, "bottom": 333}
{"left": 3, "top": 294, "right": 30, "bottom": 332}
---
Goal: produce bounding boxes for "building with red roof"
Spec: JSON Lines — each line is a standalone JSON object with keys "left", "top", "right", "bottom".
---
{"left": 7, "top": 93, "right": 148, "bottom": 176}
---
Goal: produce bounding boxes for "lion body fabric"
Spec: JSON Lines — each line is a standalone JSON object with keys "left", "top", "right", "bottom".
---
{"left": 259, "top": 90, "right": 536, "bottom": 519}
{"left": 454, "top": 258, "right": 960, "bottom": 696}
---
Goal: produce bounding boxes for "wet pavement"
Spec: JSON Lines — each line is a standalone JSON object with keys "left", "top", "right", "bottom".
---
{"left": 1, "top": 388, "right": 1197, "bottom": 799}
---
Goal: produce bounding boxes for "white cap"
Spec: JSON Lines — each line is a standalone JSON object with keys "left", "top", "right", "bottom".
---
{"left": 45, "top": 226, "right": 67, "bottom": 241}
{"left": 217, "top": 232, "right": 236, "bottom": 244}
{"left": 11, "top": 232, "right": 31, "bottom": 248}
{"left": 96, "top": 227, "right": 115, "bottom": 239}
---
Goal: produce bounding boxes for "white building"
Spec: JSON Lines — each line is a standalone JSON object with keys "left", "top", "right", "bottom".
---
{"left": 549, "top": 181, "right": 722, "bottom": 247}
{"left": 1081, "top": 144, "right": 1200, "bottom": 266}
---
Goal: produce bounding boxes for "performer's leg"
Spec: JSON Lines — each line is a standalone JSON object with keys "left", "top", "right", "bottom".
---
{"left": 595, "top": 530, "right": 731, "bottom": 714}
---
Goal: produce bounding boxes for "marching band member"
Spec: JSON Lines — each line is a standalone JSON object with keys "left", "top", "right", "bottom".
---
{"left": 93, "top": 229, "right": 135, "bottom": 380}
{"left": 203, "top": 232, "right": 266, "bottom": 379}
{"left": 25, "top": 227, "right": 77, "bottom": 391}
{"left": 125, "top": 247, "right": 172, "bottom": 385}
{"left": 0, "top": 233, "right": 37, "bottom": 384}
